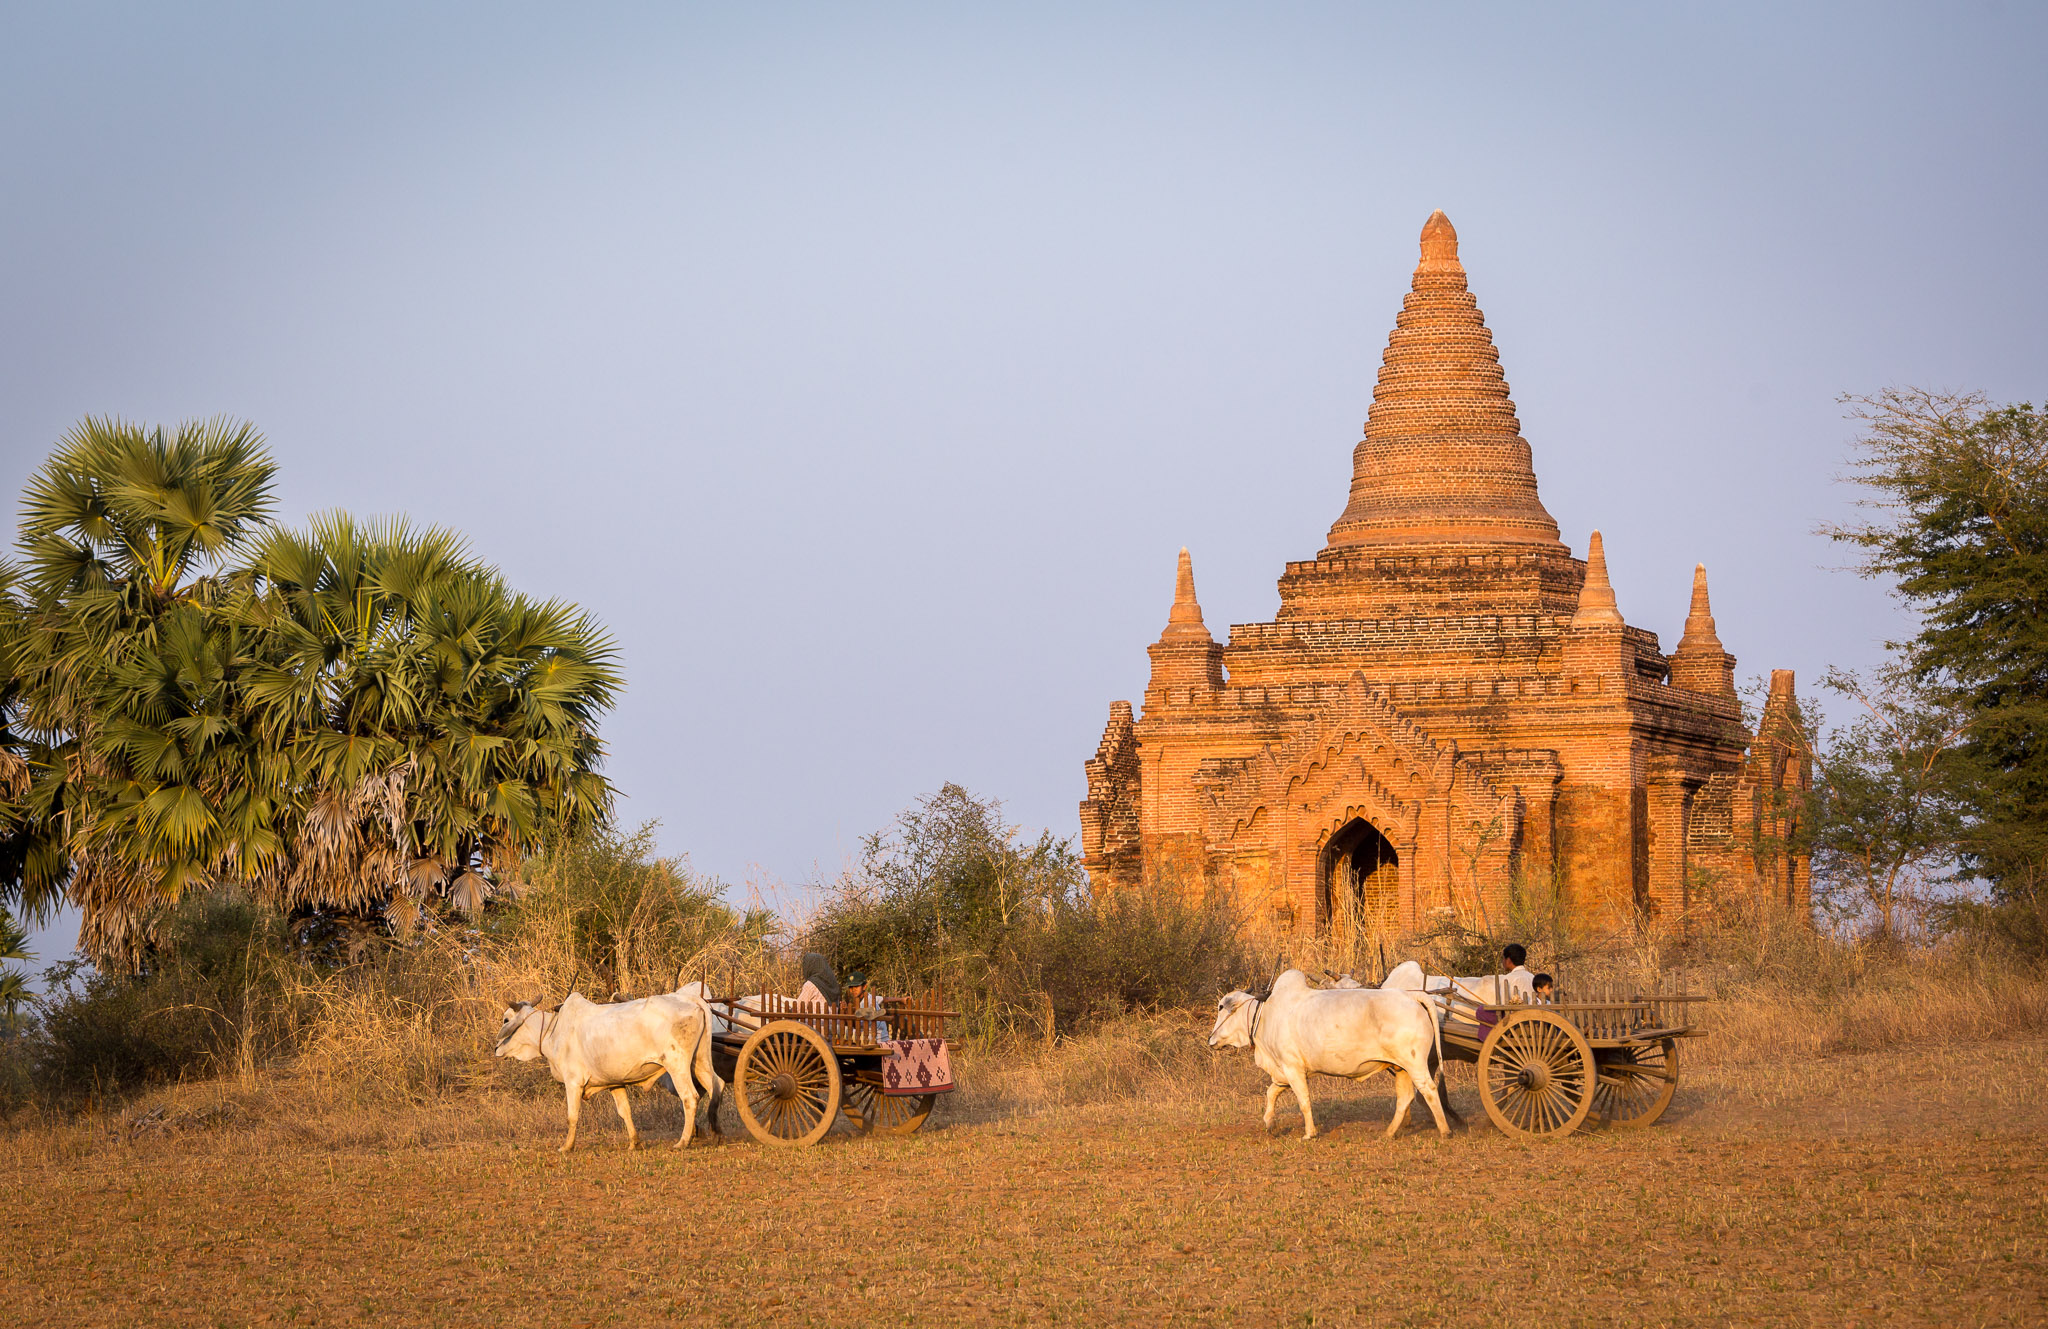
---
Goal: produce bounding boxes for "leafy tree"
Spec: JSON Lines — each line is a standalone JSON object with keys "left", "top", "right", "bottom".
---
{"left": 1828, "top": 389, "right": 2048, "bottom": 901}
{"left": 1807, "top": 667, "right": 1970, "bottom": 938}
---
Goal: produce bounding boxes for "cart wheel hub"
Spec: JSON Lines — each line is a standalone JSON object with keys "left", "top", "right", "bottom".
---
{"left": 1516, "top": 1065, "right": 1548, "bottom": 1092}
{"left": 770, "top": 1073, "right": 797, "bottom": 1100}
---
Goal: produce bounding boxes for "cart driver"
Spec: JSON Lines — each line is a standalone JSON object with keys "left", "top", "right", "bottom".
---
{"left": 1501, "top": 943, "right": 1538, "bottom": 1003}
{"left": 841, "top": 969, "right": 892, "bottom": 1040}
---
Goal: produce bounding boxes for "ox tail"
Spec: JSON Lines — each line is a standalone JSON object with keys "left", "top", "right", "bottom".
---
{"left": 1396, "top": 988, "right": 1444, "bottom": 1082}
{"left": 688, "top": 1005, "right": 726, "bottom": 1131}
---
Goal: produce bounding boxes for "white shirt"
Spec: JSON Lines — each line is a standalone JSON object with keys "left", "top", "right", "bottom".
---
{"left": 1446, "top": 967, "right": 1537, "bottom": 1007}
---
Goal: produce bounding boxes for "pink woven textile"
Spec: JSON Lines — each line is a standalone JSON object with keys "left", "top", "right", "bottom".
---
{"left": 882, "top": 1037, "right": 954, "bottom": 1095}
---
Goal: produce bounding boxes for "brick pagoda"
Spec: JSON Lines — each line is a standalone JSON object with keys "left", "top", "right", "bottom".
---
{"left": 1079, "top": 212, "right": 1809, "bottom": 935}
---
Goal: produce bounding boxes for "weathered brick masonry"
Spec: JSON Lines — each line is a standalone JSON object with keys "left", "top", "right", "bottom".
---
{"left": 1081, "top": 212, "right": 1810, "bottom": 935}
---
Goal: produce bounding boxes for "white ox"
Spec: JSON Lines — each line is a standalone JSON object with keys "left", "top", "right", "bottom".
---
{"left": 1208, "top": 969, "right": 1450, "bottom": 1140}
{"left": 495, "top": 992, "right": 721, "bottom": 1152}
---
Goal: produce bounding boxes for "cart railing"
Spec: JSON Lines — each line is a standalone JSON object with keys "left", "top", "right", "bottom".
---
{"left": 1435, "top": 973, "right": 1710, "bottom": 1041}
{"left": 710, "top": 989, "right": 957, "bottom": 1048}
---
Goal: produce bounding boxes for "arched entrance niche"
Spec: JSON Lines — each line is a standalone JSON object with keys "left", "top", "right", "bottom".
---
{"left": 1320, "top": 818, "right": 1401, "bottom": 944}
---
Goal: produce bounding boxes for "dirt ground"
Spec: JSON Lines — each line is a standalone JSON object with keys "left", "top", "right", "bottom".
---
{"left": 4, "top": 1035, "right": 2045, "bottom": 1328}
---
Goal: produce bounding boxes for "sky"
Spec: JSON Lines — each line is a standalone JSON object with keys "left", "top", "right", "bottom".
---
{"left": 3, "top": 3, "right": 2044, "bottom": 964}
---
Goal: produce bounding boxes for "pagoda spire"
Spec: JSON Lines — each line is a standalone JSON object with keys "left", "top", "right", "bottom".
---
{"left": 1676, "top": 564, "right": 1718, "bottom": 648}
{"left": 1325, "top": 210, "right": 1564, "bottom": 552}
{"left": 1146, "top": 547, "right": 1224, "bottom": 698}
{"left": 1569, "top": 530, "right": 1624, "bottom": 628}
{"left": 1670, "top": 563, "right": 1737, "bottom": 699}
{"left": 1563, "top": 530, "right": 1633, "bottom": 678}
{"left": 1160, "top": 547, "right": 1213, "bottom": 642}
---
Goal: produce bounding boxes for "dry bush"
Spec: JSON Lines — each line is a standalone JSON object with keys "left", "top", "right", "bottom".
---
{"left": 955, "top": 1011, "right": 1256, "bottom": 1119}
{"left": 804, "top": 785, "right": 1260, "bottom": 1042}
{"left": 1679, "top": 904, "right": 2048, "bottom": 1069}
{"left": 492, "top": 822, "right": 784, "bottom": 1000}
{"left": 13, "top": 806, "right": 2048, "bottom": 1145}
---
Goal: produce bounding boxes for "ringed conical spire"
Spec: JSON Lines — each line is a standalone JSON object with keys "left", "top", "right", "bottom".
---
{"left": 1325, "top": 211, "right": 1563, "bottom": 550}
{"left": 1146, "top": 546, "right": 1224, "bottom": 695}
{"left": 1674, "top": 564, "right": 1721, "bottom": 652}
{"left": 1160, "top": 547, "right": 1213, "bottom": 643}
{"left": 1570, "top": 531, "right": 1624, "bottom": 628}
{"left": 1670, "top": 563, "right": 1737, "bottom": 699}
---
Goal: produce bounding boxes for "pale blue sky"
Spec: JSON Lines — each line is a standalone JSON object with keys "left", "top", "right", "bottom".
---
{"left": 4, "top": 3, "right": 2044, "bottom": 963}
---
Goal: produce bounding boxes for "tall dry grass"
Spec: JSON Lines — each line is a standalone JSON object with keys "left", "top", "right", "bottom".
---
{"left": 8, "top": 819, "right": 2048, "bottom": 1150}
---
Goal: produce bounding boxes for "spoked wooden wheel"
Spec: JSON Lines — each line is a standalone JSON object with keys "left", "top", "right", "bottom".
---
{"left": 1592, "top": 1037, "right": 1679, "bottom": 1129}
{"left": 1478, "top": 1010, "right": 1597, "bottom": 1140}
{"left": 735, "top": 1021, "right": 841, "bottom": 1147}
{"left": 842, "top": 1080, "right": 938, "bottom": 1137}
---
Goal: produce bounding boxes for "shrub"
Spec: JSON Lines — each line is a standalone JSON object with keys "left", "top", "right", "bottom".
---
{"left": 493, "top": 821, "right": 780, "bottom": 999}
{"left": 1935, "top": 871, "right": 2048, "bottom": 960}
{"left": 29, "top": 890, "right": 295, "bottom": 1103}
{"left": 1011, "top": 884, "right": 1257, "bottom": 1036}
{"left": 806, "top": 784, "right": 1258, "bottom": 1040}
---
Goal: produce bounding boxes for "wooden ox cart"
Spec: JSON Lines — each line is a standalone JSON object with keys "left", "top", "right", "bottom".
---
{"left": 705, "top": 992, "right": 956, "bottom": 1147}
{"left": 1435, "top": 977, "right": 1708, "bottom": 1140}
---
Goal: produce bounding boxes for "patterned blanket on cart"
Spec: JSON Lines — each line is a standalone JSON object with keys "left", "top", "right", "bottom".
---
{"left": 883, "top": 1037, "right": 954, "bottom": 1095}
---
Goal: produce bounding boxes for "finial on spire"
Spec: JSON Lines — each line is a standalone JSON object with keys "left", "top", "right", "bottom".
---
{"left": 1570, "top": 531, "right": 1624, "bottom": 628}
{"left": 1417, "top": 210, "right": 1462, "bottom": 272}
{"left": 1678, "top": 564, "right": 1718, "bottom": 643}
{"left": 1161, "top": 546, "right": 1213, "bottom": 642}
{"left": 1670, "top": 562, "right": 1736, "bottom": 698}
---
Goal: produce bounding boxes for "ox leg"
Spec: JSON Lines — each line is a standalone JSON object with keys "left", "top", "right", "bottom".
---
{"left": 1435, "top": 1069, "right": 1465, "bottom": 1127}
{"left": 1415, "top": 1064, "right": 1452, "bottom": 1138}
{"left": 691, "top": 1025, "right": 726, "bottom": 1137}
{"left": 663, "top": 1057, "right": 699, "bottom": 1148}
{"left": 1288, "top": 1072, "right": 1318, "bottom": 1140}
{"left": 1387, "top": 1069, "right": 1417, "bottom": 1138}
{"left": 1262, "top": 1079, "right": 1288, "bottom": 1133}
{"left": 610, "top": 1088, "right": 639, "bottom": 1151}
{"left": 561, "top": 1081, "right": 585, "bottom": 1153}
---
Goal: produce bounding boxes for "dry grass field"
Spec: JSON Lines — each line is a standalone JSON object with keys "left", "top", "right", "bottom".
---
{"left": 4, "top": 1015, "right": 2045, "bottom": 1328}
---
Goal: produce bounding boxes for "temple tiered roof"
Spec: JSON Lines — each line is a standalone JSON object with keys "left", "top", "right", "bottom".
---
{"left": 1325, "top": 210, "right": 1563, "bottom": 551}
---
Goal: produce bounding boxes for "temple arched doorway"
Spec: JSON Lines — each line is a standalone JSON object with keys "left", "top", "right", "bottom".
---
{"left": 1320, "top": 819, "right": 1401, "bottom": 957}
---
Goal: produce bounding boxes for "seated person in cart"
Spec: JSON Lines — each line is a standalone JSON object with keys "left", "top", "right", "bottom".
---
{"left": 1384, "top": 944, "right": 1542, "bottom": 1022}
{"left": 797, "top": 952, "right": 842, "bottom": 1006}
{"left": 795, "top": 954, "right": 890, "bottom": 1038}
{"left": 1499, "top": 943, "right": 1538, "bottom": 1002}
{"left": 1441, "top": 943, "right": 1539, "bottom": 1006}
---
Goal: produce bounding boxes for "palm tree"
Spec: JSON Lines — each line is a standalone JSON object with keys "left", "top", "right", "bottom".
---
{"left": 5, "top": 420, "right": 624, "bottom": 966}
{"left": 240, "top": 514, "right": 622, "bottom": 931}
{"left": 0, "top": 906, "right": 32, "bottom": 1030}
{"left": 0, "top": 566, "right": 67, "bottom": 924}
{"left": 5, "top": 418, "right": 280, "bottom": 964}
